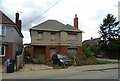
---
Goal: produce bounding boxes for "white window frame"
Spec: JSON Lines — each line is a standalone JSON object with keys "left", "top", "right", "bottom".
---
{"left": 0, "top": 24, "right": 2, "bottom": 35}
{"left": 2, "top": 25, "right": 6, "bottom": 36}
{"left": 0, "top": 25, "right": 6, "bottom": 36}
{"left": 0, "top": 45, "right": 6, "bottom": 57}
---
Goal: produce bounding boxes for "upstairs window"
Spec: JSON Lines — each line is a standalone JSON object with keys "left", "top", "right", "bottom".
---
{"left": 38, "top": 32, "right": 43, "bottom": 40}
{"left": 0, "top": 25, "right": 6, "bottom": 36}
{"left": 51, "top": 33, "right": 56, "bottom": 41}
{"left": 68, "top": 33, "right": 77, "bottom": 41}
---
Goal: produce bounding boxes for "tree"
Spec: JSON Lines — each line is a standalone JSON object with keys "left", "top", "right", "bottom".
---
{"left": 99, "top": 14, "right": 120, "bottom": 59}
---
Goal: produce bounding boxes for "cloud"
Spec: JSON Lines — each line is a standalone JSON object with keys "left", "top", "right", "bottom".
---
{"left": 22, "top": 30, "right": 31, "bottom": 43}
{"left": 1, "top": 0, "right": 58, "bottom": 30}
{"left": 0, "top": 0, "right": 119, "bottom": 43}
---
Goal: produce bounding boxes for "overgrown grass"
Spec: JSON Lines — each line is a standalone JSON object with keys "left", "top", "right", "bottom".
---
{"left": 52, "top": 65, "right": 69, "bottom": 69}
{"left": 97, "top": 60, "right": 117, "bottom": 64}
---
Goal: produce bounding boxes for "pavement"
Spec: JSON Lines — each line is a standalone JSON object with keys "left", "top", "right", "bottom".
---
{"left": 68, "top": 64, "right": 119, "bottom": 71}
{"left": 1, "top": 63, "right": 119, "bottom": 79}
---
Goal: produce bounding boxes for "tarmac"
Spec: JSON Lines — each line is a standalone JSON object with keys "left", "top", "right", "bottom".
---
{"left": 1, "top": 63, "right": 119, "bottom": 73}
{"left": 1, "top": 63, "right": 119, "bottom": 79}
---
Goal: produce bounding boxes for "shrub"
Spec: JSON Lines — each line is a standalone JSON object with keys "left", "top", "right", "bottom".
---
{"left": 75, "top": 44, "right": 98, "bottom": 66}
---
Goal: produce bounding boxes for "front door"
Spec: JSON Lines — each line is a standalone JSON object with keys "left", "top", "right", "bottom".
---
{"left": 34, "top": 46, "right": 45, "bottom": 61}
{"left": 50, "top": 48, "right": 56, "bottom": 59}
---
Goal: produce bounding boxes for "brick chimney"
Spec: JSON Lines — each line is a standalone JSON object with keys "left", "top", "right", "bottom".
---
{"left": 74, "top": 14, "right": 78, "bottom": 29}
{"left": 15, "top": 12, "right": 22, "bottom": 30}
{"left": 18, "top": 20, "right": 22, "bottom": 30}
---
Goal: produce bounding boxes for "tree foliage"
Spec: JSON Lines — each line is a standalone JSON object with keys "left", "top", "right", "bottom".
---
{"left": 81, "top": 44, "right": 95, "bottom": 60}
{"left": 99, "top": 14, "right": 120, "bottom": 58}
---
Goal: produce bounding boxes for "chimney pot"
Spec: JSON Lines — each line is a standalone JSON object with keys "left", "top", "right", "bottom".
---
{"left": 75, "top": 14, "right": 77, "bottom": 17}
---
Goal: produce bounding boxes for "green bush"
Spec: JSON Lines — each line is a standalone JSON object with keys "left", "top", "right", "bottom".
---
{"left": 75, "top": 44, "right": 98, "bottom": 66}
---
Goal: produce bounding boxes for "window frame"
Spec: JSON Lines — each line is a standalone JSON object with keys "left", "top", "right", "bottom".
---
{"left": 51, "top": 33, "right": 56, "bottom": 41}
{"left": 0, "top": 24, "right": 2, "bottom": 35}
{"left": 0, "top": 25, "right": 6, "bottom": 36}
{"left": 37, "top": 32, "right": 43, "bottom": 40}
{"left": 2, "top": 25, "right": 6, "bottom": 35}
{"left": 0, "top": 45, "right": 6, "bottom": 57}
{"left": 67, "top": 33, "right": 78, "bottom": 41}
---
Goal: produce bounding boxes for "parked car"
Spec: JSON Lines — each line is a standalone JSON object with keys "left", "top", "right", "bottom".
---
{"left": 51, "top": 54, "right": 72, "bottom": 66}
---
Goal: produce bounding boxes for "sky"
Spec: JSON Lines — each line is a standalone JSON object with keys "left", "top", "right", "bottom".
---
{"left": 0, "top": 0, "right": 119, "bottom": 44}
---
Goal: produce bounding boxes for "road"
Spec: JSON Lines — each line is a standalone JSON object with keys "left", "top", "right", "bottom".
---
{"left": 2, "top": 68, "right": 119, "bottom": 79}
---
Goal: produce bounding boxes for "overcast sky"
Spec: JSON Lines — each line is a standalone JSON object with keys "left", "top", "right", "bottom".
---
{"left": 0, "top": 0, "right": 119, "bottom": 43}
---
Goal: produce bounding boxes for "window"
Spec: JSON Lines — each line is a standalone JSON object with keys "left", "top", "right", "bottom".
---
{"left": 38, "top": 32, "right": 43, "bottom": 40}
{"left": 2, "top": 26, "right": 6, "bottom": 35}
{"left": 0, "top": 25, "right": 6, "bottom": 36}
{"left": 0, "top": 25, "right": 1, "bottom": 35}
{"left": 68, "top": 33, "right": 77, "bottom": 41}
{"left": 0, "top": 45, "right": 6, "bottom": 56}
{"left": 51, "top": 33, "right": 56, "bottom": 41}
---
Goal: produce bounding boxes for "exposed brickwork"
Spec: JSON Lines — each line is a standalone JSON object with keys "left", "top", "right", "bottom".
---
{"left": 2, "top": 42, "right": 13, "bottom": 64}
{"left": 58, "top": 46, "right": 68, "bottom": 54}
{"left": 45, "top": 46, "right": 50, "bottom": 60}
{"left": 45, "top": 46, "right": 59, "bottom": 60}
{"left": 77, "top": 46, "right": 82, "bottom": 54}
{"left": 74, "top": 14, "right": 78, "bottom": 29}
{"left": 30, "top": 45, "right": 34, "bottom": 59}
{"left": 30, "top": 45, "right": 82, "bottom": 61}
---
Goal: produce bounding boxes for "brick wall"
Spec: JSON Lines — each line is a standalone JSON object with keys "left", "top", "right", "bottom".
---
{"left": 30, "top": 45, "right": 34, "bottom": 59}
{"left": 45, "top": 45, "right": 59, "bottom": 60}
{"left": 2, "top": 42, "right": 13, "bottom": 64}
{"left": 58, "top": 46, "right": 68, "bottom": 54}
{"left": 77, "top": 46, "right": 82, "bottom": 54}
{"left": 30, "top": 45, "right": 82, "bottom": 61}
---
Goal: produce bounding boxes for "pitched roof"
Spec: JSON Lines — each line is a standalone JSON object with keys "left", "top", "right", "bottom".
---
{"left": 0, "top": 11, "right": 23, "bottom": 38}
{"left": 0, "top": 11, "right": 15, "bottom": 25}
{"left": 30, "top": 20, "right": 83, "bottom": 32}
{"left": 83, "top": 38, "right": 100, "bottom": 46}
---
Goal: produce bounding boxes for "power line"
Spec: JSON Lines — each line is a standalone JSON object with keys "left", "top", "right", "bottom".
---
{"left": 23, "top": 0, "right": 62, "bottom": 27}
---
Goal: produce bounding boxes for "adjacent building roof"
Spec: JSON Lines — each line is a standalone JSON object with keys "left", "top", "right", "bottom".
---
{"left": 0, "top": 11, "right": 23, "bottom": 38}
{"left": 30, "top": 20, "right": 83, "bottom": 33}
{"left": 83, "top": 38, "right": 100, "bottom": 46}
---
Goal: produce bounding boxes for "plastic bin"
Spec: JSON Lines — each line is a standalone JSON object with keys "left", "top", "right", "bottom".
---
{"left": 6, "top": 59, "right": 15, "bottom": 73}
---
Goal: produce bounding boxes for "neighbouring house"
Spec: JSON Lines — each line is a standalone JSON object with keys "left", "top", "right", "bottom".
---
{"left": 29, "top": 14, "right": 83, "bottom": 61}
{"left": 83, "top": 37, "right": 102, "bottom": 57}
{"left": 83, "top": 37, "right": 100, "bottom": 46}
{"left": 0, "top": 11, "right": 24, "bottom": 64}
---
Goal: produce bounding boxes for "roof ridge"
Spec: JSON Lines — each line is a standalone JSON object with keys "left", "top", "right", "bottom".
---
{"left": 30, "top": 19, "right": 83, "bottom": 33}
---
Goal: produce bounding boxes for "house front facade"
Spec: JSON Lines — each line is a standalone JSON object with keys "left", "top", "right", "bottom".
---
{"left": 30, "top": 15, "right": 82, "bottom": 61}
{"left": 0, "top": 11, "right": 23, "bottom": 64}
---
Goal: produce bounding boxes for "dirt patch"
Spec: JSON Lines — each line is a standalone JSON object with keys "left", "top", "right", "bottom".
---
{"left": 19, "top": 64, "right": 53, "bottom": 72}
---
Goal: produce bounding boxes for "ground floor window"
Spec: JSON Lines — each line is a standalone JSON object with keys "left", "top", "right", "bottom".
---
{"left": 0, "top": 45, "right": 6, "bottom": 57}
{"left": 67, "top": 48, "right": 77, "bottom": 57}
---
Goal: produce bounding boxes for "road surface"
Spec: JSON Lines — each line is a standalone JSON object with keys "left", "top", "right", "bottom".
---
{"left": 2, "top": 68, "right": 119, "bottom": 79}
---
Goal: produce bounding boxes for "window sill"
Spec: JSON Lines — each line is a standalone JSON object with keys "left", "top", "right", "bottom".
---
{"left": 0, "top": 55, "right": 5, "bottom": 57}
{"left": 37, "top": 39, "right": 43, "bottom": 40}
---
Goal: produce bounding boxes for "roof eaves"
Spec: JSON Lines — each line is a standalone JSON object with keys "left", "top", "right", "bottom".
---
{"left": 30, "top": 28, "right": 60, "bottom": 32}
